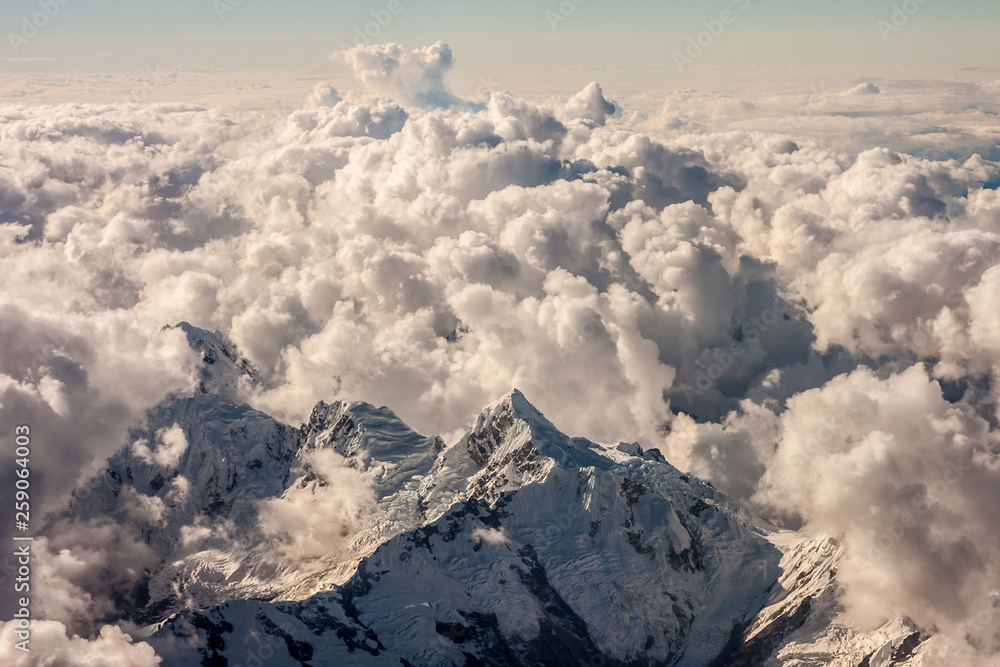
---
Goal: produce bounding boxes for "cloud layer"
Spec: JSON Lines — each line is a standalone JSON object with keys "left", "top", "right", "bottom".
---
{"left": 1, "top": 42, "right": 999, "bottom": 660}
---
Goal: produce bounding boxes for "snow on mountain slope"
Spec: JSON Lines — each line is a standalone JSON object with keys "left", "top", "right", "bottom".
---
{"left": 274, "top": 399, "right": 446, "bottom": 598}
{"left": 53, "top": 381, "right": 300, "bottom": 619}
{"left": 52, "top": 324, "right": 448, "bottom": 620}
{"left": 713, "top": 531, "right": 934, "bottom": 667}
{"left": 145, "top": 388, "right": 783, "bottom": 666}
{"left": 53, "top": 323, "right": 946, "bottom": 666}
{"left": 176, "top": 322, "right": 260, "bottom": 403}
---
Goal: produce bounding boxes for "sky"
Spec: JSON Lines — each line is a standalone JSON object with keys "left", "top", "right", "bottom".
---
{"left": 1, "top": 0, "right": 999, "bottom": 88}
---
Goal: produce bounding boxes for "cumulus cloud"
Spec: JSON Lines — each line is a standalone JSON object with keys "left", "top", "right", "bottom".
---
{"left": 132, "top": 424, "right": 189, "bottom": 468}
{"left": 2, "top": 42, "right": 1000, "bottom": 660}
{"left": 31, "top": 525, "right": 159, "bottom": 635}
{"left": 557, "top": 82, "right": 618, "bottom": 126}
{"left": 338, "top": 41, "right": 467, "bottom": 108}
{"left": 259, "top": 449, "right": 376, "bottom": 566}
{"left": 305, "top": 81, "right": 342, "bottom": 109}
{"left": 839, "top": 82, "right": 880, "bottom": 96}
{"left": 664, "top": 400, "right": 780, "bottom": 501}
{"left": 0, "top": 621, "right": 160, "bottom": 666}
{"left": 753, "top": 365, "right": 1000, "bottom": 650}
{"left": 472, "top": 526, "right": 509, "bottom": 546}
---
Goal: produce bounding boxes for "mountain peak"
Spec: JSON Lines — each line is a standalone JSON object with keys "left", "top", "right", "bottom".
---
{"left": 141, "top": 386, "right": 786, "bottom": 667}
{"left": 303, "top": 399, "right": 442, "bottom": 462}
{"left": 171, "top": 322, "right": 259, "bottom": 402}
{"left": 464, "top": 388, "right": 554, "bottom": 466}
{"left": 485, "top": 387, "right": 545, "bottom": 424}
{"left": 302, "top": 398, "right": 443, "bottom": 506}
{"left": 449, "top": 388, "right": 617, "bottom": 508}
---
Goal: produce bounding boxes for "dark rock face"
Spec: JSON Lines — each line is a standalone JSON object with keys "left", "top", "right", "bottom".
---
{"left": 857, "top": 631, "right": 927, "bottom": 667}
{"left": 466, "top": 410, "right": 516, "bottom": 466}
{"left": 710, "top": 597, "right": 812, "bottom": 667}
{"left": 175, "top": 608, "right": 234, "bottom": 667}
{"left": 256, "top": 611, "right": 314, "bottom": 662}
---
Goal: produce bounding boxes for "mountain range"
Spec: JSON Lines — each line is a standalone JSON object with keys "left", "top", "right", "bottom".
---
{"left": 54, "top": 324, "right": 933, "bottom": 666}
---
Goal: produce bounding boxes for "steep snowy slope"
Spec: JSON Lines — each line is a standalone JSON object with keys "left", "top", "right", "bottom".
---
{"left": 275, "top": 399, "right": 447, "bottom": 598}
{"left": 146, "top": 389, "right": 783, "bottom": 666}
{"left": 52, "top": 324, "right": 446, "bottom": 620}
{"left": 53, "top": 323, "right": 945, "bottom": 665}
{"left": 50, "top": 324, "right": 299, "bottom": 619}
{"left": 714, "top": 532, "right": 932, "bottom": 667}
{"left": 176, "top": 322, "right": 261, "bottom": 402}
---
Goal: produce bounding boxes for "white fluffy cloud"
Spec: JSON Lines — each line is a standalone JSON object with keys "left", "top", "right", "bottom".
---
{"left": 305, "top": 82, "right": 343, "bottom": 109}
{"left": 339, "top": 41, "right": 466, "bottom": 109}
{"left": 755, "top": 366, "right": 1000, "bottom": 632}
{"left": 0, "top": 621, "right": 160, "bottom": 666}
{"left": 259, "top": 448, "right": 376, "bottom": 566}
{"left": 30, "top": 525, "right": 160, "bottom": 635}
{"left": 132, "top": 424, "right": 189, "bottom": 468}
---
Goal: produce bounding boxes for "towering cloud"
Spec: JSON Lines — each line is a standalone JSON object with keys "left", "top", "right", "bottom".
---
{"left": 339, "top": 41, "right": 467, "bottom": 109}
{"left": 755, "top": 365, "right": 1000, "bottom": 636}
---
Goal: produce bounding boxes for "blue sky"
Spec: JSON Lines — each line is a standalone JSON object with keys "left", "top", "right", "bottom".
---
{"left": 1, "top": 0, "right": 998, "bottom": 78}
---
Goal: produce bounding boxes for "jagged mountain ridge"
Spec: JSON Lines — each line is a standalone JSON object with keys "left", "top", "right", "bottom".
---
{"left": 56, "top": 324, "right": 937, "bottom": 665}
{"left": 147, "top": 387, "right": 783, "bottom": 666}
{"left": 55, "top": 324, "right": 453, "bottom": 617}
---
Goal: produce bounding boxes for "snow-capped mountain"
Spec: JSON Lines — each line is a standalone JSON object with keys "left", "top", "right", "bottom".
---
{"left": 55, "top": 325, "right": 938, "bottom": 665}
{"left": 148, "top": 387, "right": 782, "bottom": 666}
{"left": 718, "top": 533, "right": 928, "bottom": 667}
{"left": 50, "top": 324, "right": 301, "bottom": 618}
